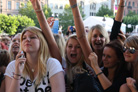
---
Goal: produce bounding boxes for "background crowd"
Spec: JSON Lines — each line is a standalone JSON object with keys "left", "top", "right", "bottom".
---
{"left": 0, "top": 0, "right": 138, "bottom": 92}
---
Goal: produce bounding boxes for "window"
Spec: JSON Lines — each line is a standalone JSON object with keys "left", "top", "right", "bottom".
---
{"left": 133, "top": 10, "right": 136, "bottom": 13}
{"left": 8, "top": 1, "right": 11, "bottom": 10}
{"left": 55, "top": 4, "right": 58, "bottom": 9}
{"left": 128, "top": 1, "right": 131, "bottom": 6}
{"left": 49, "top": 3, "right": 53, "bottom": 9}
{"left": 80, "top": 1, "right": 84, "bottom": 9}
{"left": 133, "top": 2, "right": 135, "bottom": 7}
{"left": 59, "top": 4, "right": 63, "bottom": 9}
{"left": 16, "top": 2, "right": 20, "bottom": 10}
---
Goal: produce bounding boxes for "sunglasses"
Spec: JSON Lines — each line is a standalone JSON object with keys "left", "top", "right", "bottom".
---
{"left": 123, "top": 46, "right": 137, "bottom": 54}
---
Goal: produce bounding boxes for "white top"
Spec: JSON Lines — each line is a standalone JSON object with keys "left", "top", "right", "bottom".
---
{"left": 5, "top": 58, "right": 63, "bottom": 92}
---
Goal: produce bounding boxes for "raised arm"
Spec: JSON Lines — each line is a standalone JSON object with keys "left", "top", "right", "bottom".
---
{"left": 69, "top": 0, "right": 92, "bottom": 66}
{"left": 30, "top": 0, "right": 62, "bottom": 63}
{"left": 110, "top": 0, "right": 125, "bottom": 41}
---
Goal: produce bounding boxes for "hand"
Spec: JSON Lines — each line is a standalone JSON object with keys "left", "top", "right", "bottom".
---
{"left": 30, "top": 0, "right": 42, "bottom": 10}
{"left": 117, "top": 30, "right": 126, "bottom": 44}
{"left": 47, "top": 17, "right": 55, "bottom": 28}
{"left": 126, "top": 77, "right": 138, "bottom": 92}
{"left": 88, "top": 52, "right": 99, "bottom": 69}
{"left": 15, "top": 51, "right": 26, "bottom": 74}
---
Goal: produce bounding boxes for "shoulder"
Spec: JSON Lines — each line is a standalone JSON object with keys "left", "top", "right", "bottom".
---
{"left": 120, "top": 83, "right": 131, "bottom": 92}
{"left": 47, "top": 58, "right": 63, "bottom": 78}
{"left": 4, "top": 60, "right": 16, "bottom": 78}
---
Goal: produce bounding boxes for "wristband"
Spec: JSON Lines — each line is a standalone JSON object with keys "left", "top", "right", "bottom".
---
{"left": 118, "top": 5, "right": 125, "bottom": 7}
{"left": 71, "top": 4, "right": 77, "bottom": 8}
{"left": 96, "top": 72, "right": 103, "bottom": 76}
{"left": 13, "top": 72, "right": 21, "bottom": 76}
{"left": 12, "top": 76, "right": 20, "bottom": 80}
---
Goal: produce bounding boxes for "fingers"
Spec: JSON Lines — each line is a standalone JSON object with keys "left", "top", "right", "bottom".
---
{"left": 88, "top": 52, "right": 97, "bottom": 61}
{"left": 118, "top": 33, "right": 126, "bottom": 42}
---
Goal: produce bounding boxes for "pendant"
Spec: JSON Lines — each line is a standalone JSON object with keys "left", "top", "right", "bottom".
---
{"left": 32, "top": 69, "right": 35, "bottom": 72}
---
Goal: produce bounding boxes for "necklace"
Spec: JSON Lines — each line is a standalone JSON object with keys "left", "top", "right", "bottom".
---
{"left": 32, "top": 69, "right": 35, "bottom": 72}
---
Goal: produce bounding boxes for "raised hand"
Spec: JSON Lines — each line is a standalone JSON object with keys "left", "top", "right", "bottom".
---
{"left": 30, "top": 0, "right": 42, "bottom": 10}
{"left": 88, "top": 52, "right": 99, "bottom": 69}
{"left": 15, "top": 51, "right": 26, "bottom": 74}
{"left": 47, "top": 17, "right": 55, "bottom": 28}
{"left": 126, "top": 77, "right": 138, "bottom": 92}
{"left": 117, "top": 30, "right": 126, "bottom": 44}
{"left": 69, "top": 0, "right": 77, "bottom": 6}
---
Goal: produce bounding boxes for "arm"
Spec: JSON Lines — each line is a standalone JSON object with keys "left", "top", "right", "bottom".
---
{"left": 110, "top": 0, "right": 125, "bottom": 41}
{"left": 30, "top": 0, "right": 62, "bottom": 63}
{"left": 5, "top": 51, "right": 26, "bottom": 92}
{"left": 50, "top": 71, "right": 65, "bottom": 92}
{"left": 69, "top": 0, "right": 92, "bottom": 66}
{"left": 88, "top": 52, "right": 112, "bottom": 90}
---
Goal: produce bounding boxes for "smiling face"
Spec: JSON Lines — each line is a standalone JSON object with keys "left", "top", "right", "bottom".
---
{"left": 11, "top": 34, "right": 20, "bottom": 55}
{"left": 21, "top": 31, "right": 40, "bottom": 53}
{"left": 102, "top": 47, "right": 118, "bottom": 69}
{"left": 91, "top": 29, "right": 106, "bottom": 50}
{"left": 66, "top": 38, "right": 82, "bottom": 64}
{"left": 123, "top": 45, "right": 138, "bottom": 63}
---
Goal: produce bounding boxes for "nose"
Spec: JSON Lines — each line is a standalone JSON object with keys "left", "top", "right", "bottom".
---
{"left": 26, "top": 37, "right": 31, "bottom": 41}
{"left": 71, "top": 46, "right": 76, "bottom": 51}
{"left": 102, "top": 55, "right": 107, "bottom": 61}
{"left": 96, "top": 36, "right": 101, "bottom": 40}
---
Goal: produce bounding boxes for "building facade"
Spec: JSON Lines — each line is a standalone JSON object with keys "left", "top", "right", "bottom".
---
{"left": 0, "top": 0, "right": 47, "bottom": 15}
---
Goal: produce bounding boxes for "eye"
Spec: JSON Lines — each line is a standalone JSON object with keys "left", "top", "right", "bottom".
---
{"left": 22, "top": 37, "right": 26, "bottom": 40}
{"left": 93, "top": 35, "right": 97, "bottom": 38}
{"left": 30, "top": 36, "right": 37, "bottom": 39}
{"left": 68, "top": 45, "right": 72, "bottom": 48}
{"left": 100, "top": 35, "right": 104, "bottom": 38}
{"left": 12, "top": 40, "right": 16, "bottom": 42}
{"left": 76, "top": 45, "right": 81, "bottom": 48}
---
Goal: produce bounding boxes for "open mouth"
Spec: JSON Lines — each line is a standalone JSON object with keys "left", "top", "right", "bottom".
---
{"left": 13, "top": 45, "right": 19, "bottom": 49}
{"left": 71, "top": 54, "right": 77, "bottom": 58}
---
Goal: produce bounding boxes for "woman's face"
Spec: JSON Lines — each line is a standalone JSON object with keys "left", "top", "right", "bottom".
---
{"left": 102, "top": 47, "right": 118, "bottom": 69}
{"left": 12, "top": 34, "right": 20, "bottom": 55}
{"left": 22, "top": 31, "right": 40, "bottom": 53}
{"left": 123, "top": 45, "right": 138, "bottom": 63}
{"left": 91, "top": 29, "right": 106, "bottom": 51}
{"left": 66, "top": 38, "right": 82, "bottom": 64}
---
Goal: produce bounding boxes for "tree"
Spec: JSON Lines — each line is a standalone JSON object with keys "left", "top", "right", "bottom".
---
{"left": 123, "top": 15, "right": 138, "bottom": 33}
{"left": 19, "top": 1, "right": 52, "bottom": 28}
{"left": 0, "top": 14, "right": 35, "bottom": 35}
{"left": 58, "top": 4, "right": 85, "bottom": 33}
{"left": 127, "top": 11, "right": 137, "bottom": 17}
{"left": 96, "top": 5, "right": 113, "bottom": 17}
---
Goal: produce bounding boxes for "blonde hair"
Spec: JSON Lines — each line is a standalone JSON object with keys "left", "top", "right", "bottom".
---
{"left": 124, "top": 35, "right": 138, "bottom": 84}
{"left": 20, "top": 26, "right": 50, "bottom": 85}
{"left": 8, "top": 33, "right": 21, "bottom": 61}
{"left": 53, "top": 34, "right": 66, "bottom": 58}
{"left": 88, "top": 25, "right": 109, "bottom": 50}
{"left": 65, "top": 34, "right": 86, "bottom": 84}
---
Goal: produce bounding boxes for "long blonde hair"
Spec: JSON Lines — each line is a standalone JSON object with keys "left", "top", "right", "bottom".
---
{"left": 65, "top": 34, "right": 86, "bottom": 84}
{"left": 20, "top": 26, "right": 50, "bottom": 85}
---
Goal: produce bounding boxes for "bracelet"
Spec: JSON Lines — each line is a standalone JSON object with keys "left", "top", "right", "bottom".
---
{"left": 13, "top": 72, "right": 21, "bottom": 76}
{"left": 35, "top": 9, "right": 42, "bottom": 12}
{"left": 96, "top": 72, "right": 103, "bottom": 76}
{"left": 118, "top": 5, "right": 125, "bottom": 7}
{"left": 71, "top": 3, "right": 77, "bottom": 8}
{"left": 12, "top": 76, "right": 20, "bottom": 80}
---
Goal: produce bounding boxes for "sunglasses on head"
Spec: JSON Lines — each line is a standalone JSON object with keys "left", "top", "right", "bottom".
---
{"left": 123, "top": 46, "right": 137, "bottom": 54}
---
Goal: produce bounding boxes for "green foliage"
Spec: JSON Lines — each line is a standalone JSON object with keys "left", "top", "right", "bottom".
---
{"left": 19, "top": 1, "right": 52, "bottom": 28}
{"left": 59, "top": 4, "right": 85, "bottom": 34}
{"left": 0, "top": 14, "right": 35, "bottom": 35}
{"left": 123, "top": 15, "right": 138, "bottom": 32}
{"left": 126, "top": 11, "right": 137, "bottom": 17}
{"left": 96, "top": 5, "right": 113, "bottom": 17}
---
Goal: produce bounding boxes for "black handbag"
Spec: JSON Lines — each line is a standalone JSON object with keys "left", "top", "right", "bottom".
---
{"left": 72, "top": 63, "right": 103, "bottom": 92}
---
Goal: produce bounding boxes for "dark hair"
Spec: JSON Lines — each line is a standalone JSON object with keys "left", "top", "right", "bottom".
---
{"left": 103, "top": 40, "right": 128, "bottom": 79}
{"left": 0, "top": 49, "right": 10, "bottom": 67}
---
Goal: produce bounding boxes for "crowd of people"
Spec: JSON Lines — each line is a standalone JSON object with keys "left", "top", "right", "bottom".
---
{"left": 0, "top": 0, "right": 138, "bottom": 92}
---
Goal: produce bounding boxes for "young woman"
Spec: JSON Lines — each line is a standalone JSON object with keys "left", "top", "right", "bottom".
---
{"left": 69, "top": 0, "right": 125, "bottom": 67}
{"left": 8, "top": 33, "right": 21, "bottom": 61}
{"left": 89, "top": 40, "right": 130, "bottom": 92}
{"left": 5, "top": 27, "right": 65, "bottom": 92}
{"left": 120, "top": 35, "right": 138, "bottom": 92}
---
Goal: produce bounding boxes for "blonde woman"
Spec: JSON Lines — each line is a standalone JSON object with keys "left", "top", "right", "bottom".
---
{"left": 5, "top": 27, "right": 65, "bottom": 92}
{"left": 8, "top": 33, "right": 21, "bottom": 61}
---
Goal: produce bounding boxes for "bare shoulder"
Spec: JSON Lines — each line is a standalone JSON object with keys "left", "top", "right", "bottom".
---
{"left": 120, "top": 83, "right": 131, "bottom": 92}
